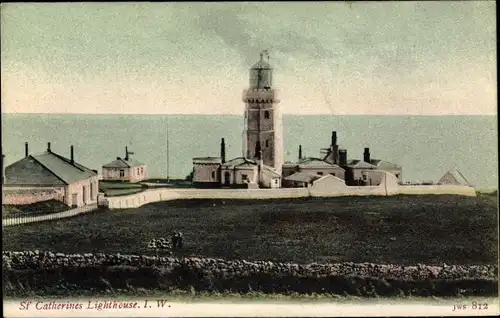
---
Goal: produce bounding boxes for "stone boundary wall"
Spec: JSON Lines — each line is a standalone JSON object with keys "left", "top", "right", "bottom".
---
{"left": 3, "top": 251, "right": 498, "bottom": 297}
{"left": 2, "top": 204, "right": 99, "bottom": 227}
{"left": 104, "top": 172, "right": 476, "bottom": 209}
{"left": 3, "top": 251, "right": 496, "bottom": 280}
{"left": 2, "top": 187, "right": 64, "bottom": 205}
{"left": 398, "top": 185, "right": 477, "bottom": 196}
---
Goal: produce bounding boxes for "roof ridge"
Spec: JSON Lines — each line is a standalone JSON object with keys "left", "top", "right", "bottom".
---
{"left": 454, "top": 170, "right": 472, "bottom": 186}
{"left": 50, "top": 152, "right": 86, "bottom": 172}
{"left": 29, "top": 155, "right": 69, "bottom": 185}
{"left": 119, "top": 158, "right": 131, "bottom": 167}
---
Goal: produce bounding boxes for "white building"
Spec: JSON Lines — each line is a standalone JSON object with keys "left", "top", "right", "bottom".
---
{"left": 102, "top": 147, "right": 147, "bottom": 183}
{"left": 192, "top": 51, "right": 284, "bottom": 189}
{"left": 242, "top": 50, "right": 284, "bottom": 175}
{"left": 3, "top": 142, "right": 98, "bottom": 207}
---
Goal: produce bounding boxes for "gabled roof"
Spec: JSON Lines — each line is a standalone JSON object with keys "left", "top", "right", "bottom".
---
{"left": 370, "top": 159, "right": 401, "bottom": 169}
{"left": 103, "top": 158, "right": 144, "bottom": 168}
{"left": 262, "top": 165, "right": 281, "bottom": 177}
{"left": 193, "top": 157, "right": 221, "bottom": 161}
{"left": 298, "top": 157, "right": 344, "bottom": 169}
{"left": 347, "top": 159, "right": 377, "bottom": 169}
{"left": 285, "top": 172, "right": 320, "bottom": 183}
{"left": 438, "top": 170, "right": 472, "bottom": 186}
{"left": 283, "top": 157, "right": 343, "bottom": 170}
{"left": 221, "top": 157, "right": 257, "bottom": 168}
{"left": 29, "top": 151, "right": 97, "bottom": 184}
{"left": 346, "top": 159, "right": 378, "bottom": 169}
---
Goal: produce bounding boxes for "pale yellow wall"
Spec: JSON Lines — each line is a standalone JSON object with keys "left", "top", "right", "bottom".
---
{"left": 399, "top": 185, "right": 476, "bottom": 196}
{"left": 66, "top": 176, "right": 99, "bottom": 207}
{"left": 259, "top": 169, "right": 281, "bottom": 188}
{"left": 104, "top": 172, "right": 475, "bottom": 210}
{"left": 193, "top": 163, "right": 220, "bottom": 183}
{"left": 300, "top": 166, "right": 345, "bottom": 180}
{"left": 102, "top": 165, "right": 147, "bottom": 182}
{"left": 220, "top": 166, "right": 258, "bottom": 185}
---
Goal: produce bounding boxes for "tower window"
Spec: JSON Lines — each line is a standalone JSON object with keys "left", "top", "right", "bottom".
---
{"left": 264, "top": 111, "right": 269, "bottom": 119}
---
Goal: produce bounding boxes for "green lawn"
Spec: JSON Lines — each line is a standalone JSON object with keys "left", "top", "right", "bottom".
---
{"left": 3, "top": 194, "right": 498, "bottom": 265}
{"left": 99, "top": 180, "right": 146, "bottom": 196}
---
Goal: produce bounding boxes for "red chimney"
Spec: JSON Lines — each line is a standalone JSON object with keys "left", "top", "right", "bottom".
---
{"left": 25, "top": 142, "right": 29, "bottom": 158}
{"left": 70, "top": 145, "right": 74, "bottom": 164}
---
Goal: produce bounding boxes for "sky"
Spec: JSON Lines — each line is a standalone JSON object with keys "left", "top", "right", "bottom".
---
{"left": 1, "top": 2, "right": 497, "bottom": 115}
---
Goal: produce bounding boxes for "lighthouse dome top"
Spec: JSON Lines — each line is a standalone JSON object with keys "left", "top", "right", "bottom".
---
{"left": 250, "top": 50, "right": 272, "bottom": 70}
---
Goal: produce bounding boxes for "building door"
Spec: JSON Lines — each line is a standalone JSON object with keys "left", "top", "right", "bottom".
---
{"left": 82, "top": 186, "right": 87, "bottom": 205}
{"left": 72, "top": 193, "right": 78, "bottom": 207}
{"left": 224, "top": 171, "right": 231, "bottom": 186}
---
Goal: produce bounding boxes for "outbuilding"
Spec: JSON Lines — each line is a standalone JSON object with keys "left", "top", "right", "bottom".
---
{"left": 102, "top": 147, "right": 147, "bottom": 183}
{"left": 3, "top": 142, "right": 98, "bottom": 207}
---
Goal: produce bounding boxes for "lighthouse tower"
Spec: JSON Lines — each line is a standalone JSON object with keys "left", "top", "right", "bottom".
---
{"left": 242, "top": 51, "right": 284, "bottom": 174}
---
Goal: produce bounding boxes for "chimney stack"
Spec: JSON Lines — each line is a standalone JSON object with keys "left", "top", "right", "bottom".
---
{"left": 70, "top": 145, "right": 74, "bottom": 165}
{"left": 339, "top": 149, "right": 347, "bottom": 167}
{"left": 47, "top": 142, "right": 51, "bottom": 152}
{"left": 363, "top": 147, "right": 370, "bottom": 163}
{"left": 220, "top": 138, "right": 226, "bottom": 163}
{"left": 331, "top": 131, "right": 337, "bottom": 147}
{"left": 298, "top": 145, "right": 302, "bottom": 161}
{"left": 125, "top": 146, "right": 129, "bottom": 161}
{"left": 25, "top": 142, "right": 29, "bottom": 158}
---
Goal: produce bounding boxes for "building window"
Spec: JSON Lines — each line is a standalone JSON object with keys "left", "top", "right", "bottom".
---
{"left": 317, "top": 172, "right": 323, "bottom": 175}
{"left": 90, "top": 182, "right": 94, "bottom": 199}
{"left": 395, "top": 173, "right": 400, "bottom": 178}
{"left": 264, "top": 111, "right": 269, "bottom": 119}
{"left": 265, "top": 139, "right": 269, "bottom": 147}
{"left": 119, "top": 170, "right": 125, "bottom": 177}
{"left": 140, "top": 167, "right": 144, "bottom": 175}
{"left": 211, "top": 171, "right": 215, "bottom": 179}
{"left": 242, "top": 174, "right": 248, "bottom": 181}
{"left": 137, "top": 168, "right": 140, "bottom": 175}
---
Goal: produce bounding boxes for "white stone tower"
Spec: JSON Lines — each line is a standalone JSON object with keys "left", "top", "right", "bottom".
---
{"left": 242, "top": 51, "right": 283, "bottom": 174}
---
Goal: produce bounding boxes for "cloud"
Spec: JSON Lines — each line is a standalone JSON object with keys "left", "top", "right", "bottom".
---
{"left": 192, "top": 4, "right": 338, "bottom": 70}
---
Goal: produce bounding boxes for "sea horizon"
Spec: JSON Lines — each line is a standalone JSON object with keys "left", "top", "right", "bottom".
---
{"left": 2, "top": 113, "right": 497, "bottom": 189}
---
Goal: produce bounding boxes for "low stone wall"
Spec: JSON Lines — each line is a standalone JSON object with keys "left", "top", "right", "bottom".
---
{"left": 102, "top": 172, "right": 477, "bottom": 209}
{"left": 2, "top": 187, "right": 64, "bottom": 205}
{"left": 310, "top": 172, "right": 400, "bottom": 197}
{"left": 3, "top": 251, "right": 498, "bottom": 297}
{"left": 399, "top": 185, "right": 477, "bottom": 196}
{"left": 106, "top": 187, "right": 310, "bottom": 209}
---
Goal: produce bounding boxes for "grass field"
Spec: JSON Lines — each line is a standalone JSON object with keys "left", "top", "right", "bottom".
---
{"left": 3, "top": 194, "right": 498, "bottom": 265}
{"left": 2, "top": 200, "right": 71, "bottom": 218}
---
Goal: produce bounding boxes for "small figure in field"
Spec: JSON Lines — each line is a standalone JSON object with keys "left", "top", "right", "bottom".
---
{"left": 171, "top": 232, "right": 184, "bottom": 249}
{"left": 177, "top": 232, "right": 184, "bottom": 249}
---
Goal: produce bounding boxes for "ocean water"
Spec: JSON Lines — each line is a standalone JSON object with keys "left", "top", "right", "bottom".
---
{"left": 1, "top": 114, "right": 498, "bottom": 189}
